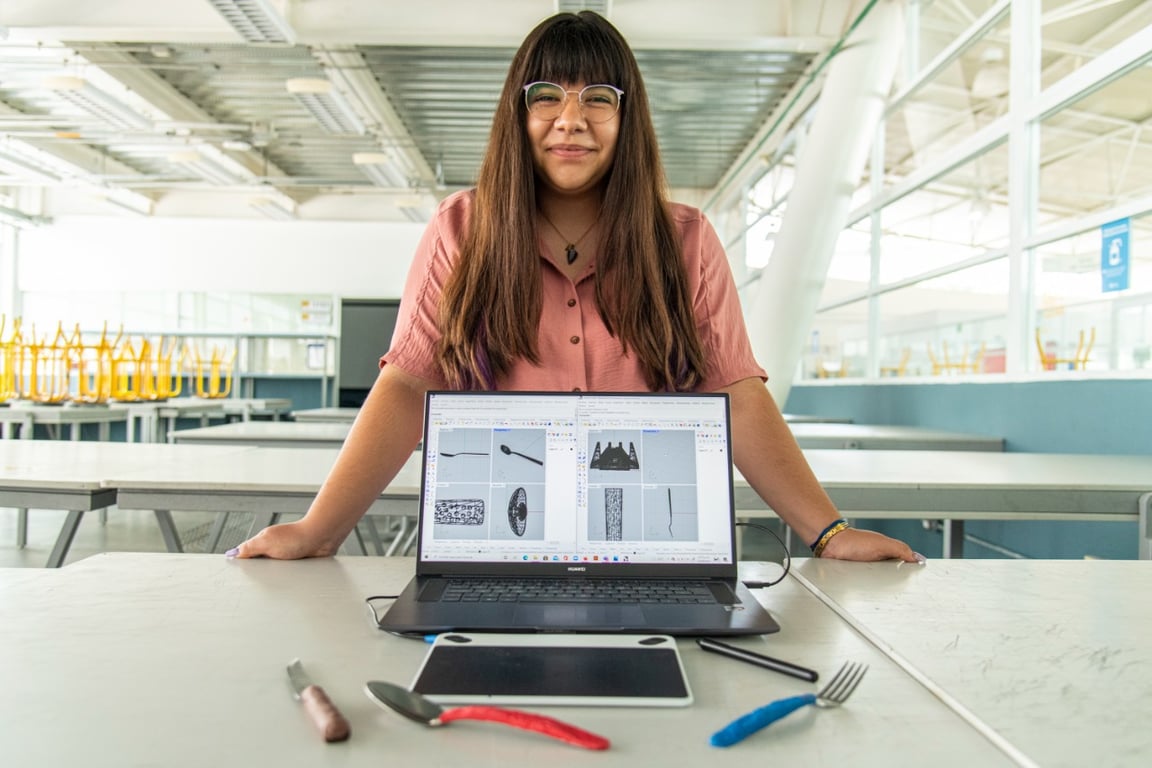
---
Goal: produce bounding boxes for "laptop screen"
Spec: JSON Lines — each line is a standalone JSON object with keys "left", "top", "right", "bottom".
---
{"left": 417, "top": 391, "right": 736, "bottom": 571}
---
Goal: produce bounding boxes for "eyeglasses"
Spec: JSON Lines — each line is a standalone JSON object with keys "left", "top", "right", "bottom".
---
{"left": 522, "top": 81, "right": 624, "bottom": 123}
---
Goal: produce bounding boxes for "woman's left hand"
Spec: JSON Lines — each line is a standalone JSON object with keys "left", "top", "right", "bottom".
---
{"left": 818, "top": 527, "right": 926, "bottom": 563}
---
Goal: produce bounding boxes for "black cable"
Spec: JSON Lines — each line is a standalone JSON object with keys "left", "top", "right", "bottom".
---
{"left": 364, "top": 594, "right": 400, "bottom": 627}
{"left": 734, "top": 520, "right": 791, "bottom": 588}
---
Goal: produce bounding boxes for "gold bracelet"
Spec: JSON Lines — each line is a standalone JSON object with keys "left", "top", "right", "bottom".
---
{"left": 812, "top": 521, "right": 850, "bottom": 558}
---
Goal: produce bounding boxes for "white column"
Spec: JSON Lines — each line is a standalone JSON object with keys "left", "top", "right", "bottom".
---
{"left": 746, "top": 0, "right": 906, "bottom": 406}
{"left": 1005, "top": 0, "right": 1040, "bottom": 373}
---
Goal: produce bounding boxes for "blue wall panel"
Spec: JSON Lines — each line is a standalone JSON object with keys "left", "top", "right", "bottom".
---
{"left": 783, "top": 379, "right": 1151, "bottom": 558}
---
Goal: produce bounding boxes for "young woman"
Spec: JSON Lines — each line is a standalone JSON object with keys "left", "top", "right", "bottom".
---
{"left": 230, "top": 11, "right": 921, "bottom": 564}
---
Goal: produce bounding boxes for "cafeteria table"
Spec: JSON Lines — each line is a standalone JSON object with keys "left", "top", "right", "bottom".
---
{"left": 0, "top": 402, "right": 129, "bottom": 441}
{"left": 0, "top": 553, "right": 1022, "bottom": 767}
{"left": 169, "top": 420, "right": 350, "bottom": 448}
{"left": 0, "top": 440, "right": 247, "bottom": 566}
{"left": 171, "top": 419, "right": 1005, "bottom": 453}
{"left": 290, "top": 406, "right": 361, "bottom": 423}
{"left": 793, "top": 557, "right": 1152, "bottom": 767}
{"left": 109, "top": 446, "right": 1152, "bottom": 560}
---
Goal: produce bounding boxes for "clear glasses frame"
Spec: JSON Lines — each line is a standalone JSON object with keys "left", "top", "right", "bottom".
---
{"left": 522, "top": 81, "right": 625, "bottom": 123}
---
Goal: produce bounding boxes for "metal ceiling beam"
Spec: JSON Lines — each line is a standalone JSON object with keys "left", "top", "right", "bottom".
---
{"left": 310, "top": 46, "right": 437, "bottom": 190}
{"left": 65, "top": 42, "right": 295, "bottom": 187}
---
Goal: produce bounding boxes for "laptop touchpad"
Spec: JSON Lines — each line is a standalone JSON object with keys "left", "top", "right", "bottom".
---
{"left": 513, "top": 604, "right": 646, "bottom": 629}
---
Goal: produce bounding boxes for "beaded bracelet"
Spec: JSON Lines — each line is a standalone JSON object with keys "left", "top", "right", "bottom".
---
{"left": 809, "top": 518, "right": 850, "bottom": 558}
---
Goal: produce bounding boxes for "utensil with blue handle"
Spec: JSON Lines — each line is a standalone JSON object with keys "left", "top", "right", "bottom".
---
{"left": 710, "top": 661, "right": 867, "bottom": 747}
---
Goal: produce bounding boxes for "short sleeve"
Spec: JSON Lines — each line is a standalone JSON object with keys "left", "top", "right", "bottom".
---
{"left": 676, "top": 206, "right": 767, "bottom": 391}
{"left": 380, "top": 191, "right": 473, "bottom": 386}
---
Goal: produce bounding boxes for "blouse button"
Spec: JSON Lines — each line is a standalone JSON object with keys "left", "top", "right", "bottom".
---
{"left": 570, "top": 335, "right": 580, "bottom": 345}
{"left": 567, "top": 298, "right": 576, "bottom": 307}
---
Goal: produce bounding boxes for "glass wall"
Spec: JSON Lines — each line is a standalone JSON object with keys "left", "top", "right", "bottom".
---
{"left": 738, "top": 0, "right": 1152, "bottom": 382}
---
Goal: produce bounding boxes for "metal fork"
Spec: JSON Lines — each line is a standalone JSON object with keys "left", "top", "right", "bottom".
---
{"left": 710, "top": 661, "right": 868, "bottom": 747}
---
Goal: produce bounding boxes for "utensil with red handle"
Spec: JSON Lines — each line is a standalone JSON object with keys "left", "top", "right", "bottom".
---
{"left": 364, "top": 680, "right": 609, "bottom": 750}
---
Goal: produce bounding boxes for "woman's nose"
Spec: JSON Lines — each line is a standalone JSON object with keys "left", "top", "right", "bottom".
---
{"left": 553, "top": 93, "right": 587, "bottom": 128}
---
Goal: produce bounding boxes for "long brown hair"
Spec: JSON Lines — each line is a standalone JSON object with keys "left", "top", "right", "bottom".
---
{"left": 438, "top": 11, "right": 707, "bottom": 391}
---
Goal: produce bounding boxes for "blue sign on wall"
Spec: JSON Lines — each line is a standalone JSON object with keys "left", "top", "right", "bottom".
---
{"left": 1101, "top": 217, "right": 1130, "bottom": 293}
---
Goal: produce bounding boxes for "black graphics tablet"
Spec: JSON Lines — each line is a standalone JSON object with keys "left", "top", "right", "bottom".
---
{"left": 411, "top": 633, "right": 694, "bottom": 707}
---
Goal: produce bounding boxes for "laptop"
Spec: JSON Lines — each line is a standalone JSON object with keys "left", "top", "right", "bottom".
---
{"left": 376, "top": 390, "right": 780, "bottom": 637}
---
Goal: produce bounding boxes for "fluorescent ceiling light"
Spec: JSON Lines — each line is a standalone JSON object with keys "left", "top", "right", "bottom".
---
{"left": 286, "top": 77, "right": 366, "bottom": 135}
{"left": 0, "top": 204, "right": 49, "bottom": 228}
{"left": 101, "top": 188, "right": 154, "bottom": 217}
{"left": 0, "top": 150, "right": 61, "bottom": 183}
{"left": 168, "top": 150, "right": 248, "bottom": 185}
{"left": 206, "top": 0, "right": 296, "bottom": 44}
{"left": 43, "top": 77, "right": 152, "bottom": 132}
{"left": 353, "top": 151, "right": 406, "bottom": 187}
{"left": 249, "top": 195, "right": 297, "bottom": 221}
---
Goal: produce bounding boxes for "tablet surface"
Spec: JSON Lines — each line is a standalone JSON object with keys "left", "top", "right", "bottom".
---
{"left": 411, "top": 633, "right": 694, "bottom": 707}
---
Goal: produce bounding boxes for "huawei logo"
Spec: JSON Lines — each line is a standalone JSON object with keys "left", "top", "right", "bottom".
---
{"left": 567, "top": 566, "right": 587, "bottom": 572}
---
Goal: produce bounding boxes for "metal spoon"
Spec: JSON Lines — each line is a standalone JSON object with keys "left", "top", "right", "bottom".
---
{"left": 363, "top": 681, "right": 609, "bottom": 750}
{"left": 500, "top": 444, "right": 543, "bottom": 465}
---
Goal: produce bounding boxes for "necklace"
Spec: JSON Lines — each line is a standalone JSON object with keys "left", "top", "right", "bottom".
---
{"left": 539, "top": 211, "right": 598, "bottom": 265}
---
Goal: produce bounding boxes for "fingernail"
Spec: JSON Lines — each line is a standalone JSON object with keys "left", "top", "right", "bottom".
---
{"left": 913, "top": 552, "right": 927, "bottom": 565}
{"left": 225, "top": 547, "right": 239, "bottom": 558}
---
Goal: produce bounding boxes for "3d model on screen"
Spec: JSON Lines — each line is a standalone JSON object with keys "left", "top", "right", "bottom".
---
{"left": 666, "top": 487, "right": 674, "bottom": 538}
{"left": 589, "top": 441, "right": 639, "bottom": 471}
{"left": 500, "top": 444, "right": 543, "bottom": 465}
{"left": 605, "top": 487, "right": 623, "bottom": 541}
{"left": 433, "top": 499, "right": 485, "bottom": 525}
{"left": 507, "top": 487, "right": 528, "bottom": 536}
{"left": 439, "top": 450, "right": 489, "bottom": 458}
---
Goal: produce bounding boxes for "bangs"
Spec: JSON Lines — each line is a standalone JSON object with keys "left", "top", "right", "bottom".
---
{"left": 523, "top": 17, "right": 629, "bottom": 87}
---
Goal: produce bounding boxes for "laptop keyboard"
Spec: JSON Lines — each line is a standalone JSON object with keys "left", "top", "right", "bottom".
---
{"left": 437, "top": 578, "right": 720, "bottom": 604}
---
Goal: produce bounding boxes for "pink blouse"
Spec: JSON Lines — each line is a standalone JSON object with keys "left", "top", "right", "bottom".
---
{"left": 382, "top": 190, "right": 766, "bottom": 392}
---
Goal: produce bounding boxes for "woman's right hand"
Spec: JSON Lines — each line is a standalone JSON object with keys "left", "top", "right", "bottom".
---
{"left": 226, "top": 519, "right": 341, "bottom": 560}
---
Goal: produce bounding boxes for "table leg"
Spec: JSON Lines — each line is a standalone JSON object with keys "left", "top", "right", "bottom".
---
{"left": 361, "top": 517, "right": 385, "bottom": 555}
{"left": 205, "top": 512, "right": 231, "bottom": 553}
{"left": 47, "top": 510, "right": 85, "bottom": 568}
{"left": 1139, "top": 492, "right": 1151, "bottom": 561}
{"left": 942, "top": 520, "right": 965, "bottom": 558}
{"left": 153, "top": 510, "right": 185, "bottom": 553}
{"left": 384, "top": 516, "right": 413, "bottom": 556}
{"left": 340, "top": 526, "right": 368, "bottom": 556}
{"left": 399, "top": 524, "right": 418, "bottom": 556}
{"left": 247, "top": 511, "right": 279, "bottom": 538}
{"left": 17, "top": 508, "right": 28, "bottom": 548}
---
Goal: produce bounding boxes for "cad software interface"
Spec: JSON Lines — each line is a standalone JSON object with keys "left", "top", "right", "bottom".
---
{"left": 419, "top": 392, "right": 735, "bottom": 565}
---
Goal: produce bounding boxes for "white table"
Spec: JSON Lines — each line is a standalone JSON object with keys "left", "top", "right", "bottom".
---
{"left": 0, "top": 402, "right": 128, "bottom": 441}
{"left": 0, "top": 441, "right": 247, "bottom": 566}
{"left": 189, "top": 396, "right": 294, "bottom": 421}
{"left": 290, "top": 406, "right": 360, "bottom": 423}
{"left": 171, "top": 420, "right": 1004, "bottom": 452}
{"left": 6, "top": 442, "right": 1148, "bottom": 564}
{"left": 733, "top": 450, "right": 1152, "bottom": 558}
{"left": 105, "top": 446, "right": 423, "bottom": 555}
{"left": 0, "top": 553, "right": 1016, "bottom": 767}
{"left": 788, "top": 423, "right": 1003, "bottom": 451}
{"left": 782, "top": 413, "right": 852, "bottom": 423}
{"left": 121, "top": 398, "right": 228, "bottom": 443}
{"left": 103, "top": 445, "right": 1152, "bottom": 560}
{"left": 169, "top": 420, "right": 351, "bottom": 447}
{"left": 794, "top": 558, "right": 1152, "bottom": 767}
